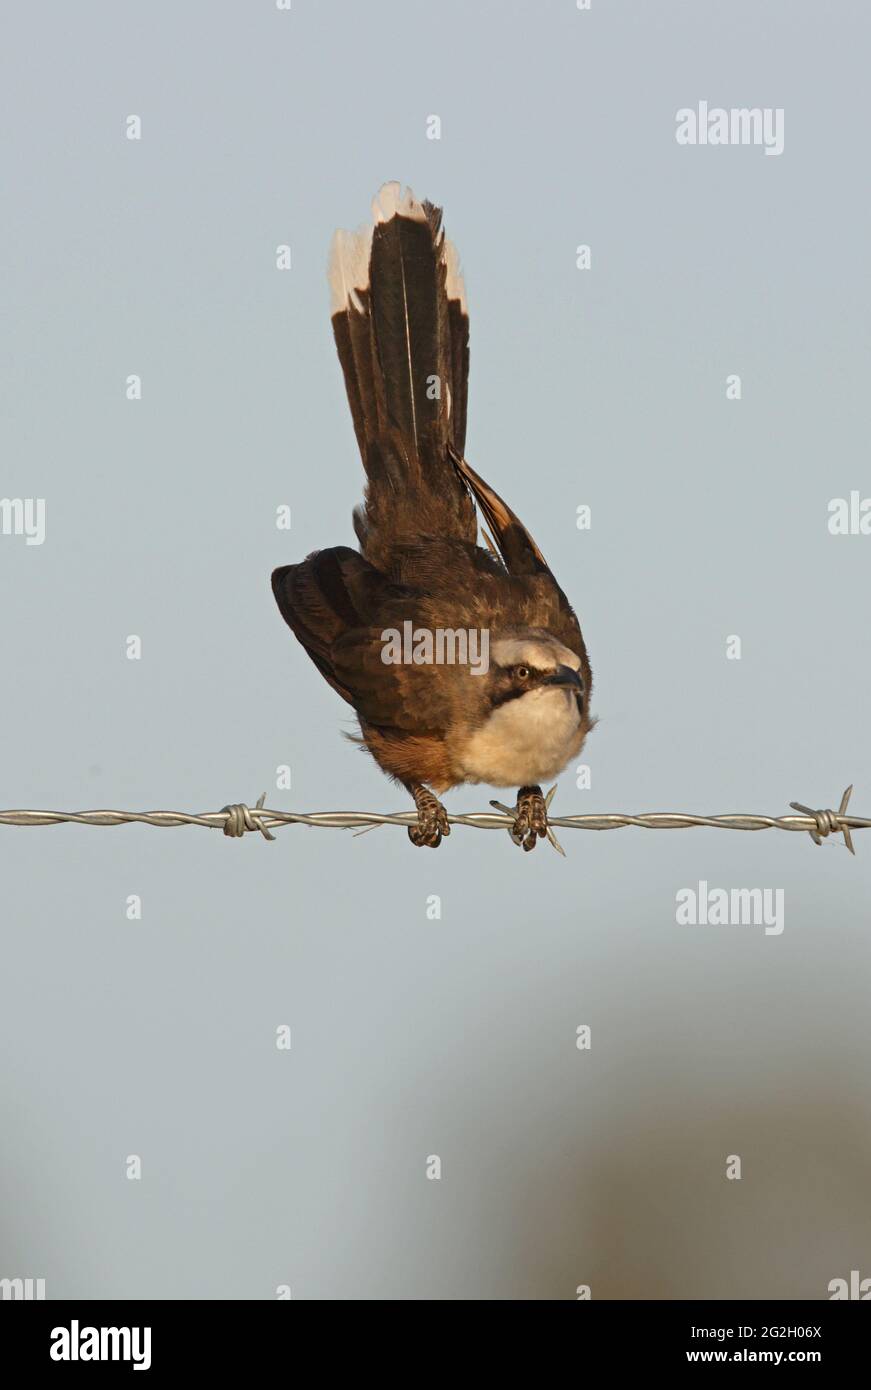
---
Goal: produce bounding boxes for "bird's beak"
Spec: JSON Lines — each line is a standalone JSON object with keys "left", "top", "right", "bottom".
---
{"left": 543, "top": 664, "right": 584, "bottom": 694}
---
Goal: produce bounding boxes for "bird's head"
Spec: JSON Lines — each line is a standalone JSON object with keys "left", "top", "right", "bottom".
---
{"left": 486, "top": 632, "right": 586, "bottom": 715}
{"left": 454, "top": 628, "right": 591, "bottom": 788}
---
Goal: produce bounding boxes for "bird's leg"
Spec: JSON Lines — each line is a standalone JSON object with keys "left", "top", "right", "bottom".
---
{"left": 407, "top": 783, "right": 451, "bottom": 849}
{"left": 490, "top": 785, "right": 564, "bottom": 854}
{"left": 510, "top": 784, "right": 549, "bottom": 852}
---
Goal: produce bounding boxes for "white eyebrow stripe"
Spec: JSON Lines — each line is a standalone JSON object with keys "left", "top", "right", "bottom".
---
{"left": 491, "top": 638, "right": 580, "bottom": 671}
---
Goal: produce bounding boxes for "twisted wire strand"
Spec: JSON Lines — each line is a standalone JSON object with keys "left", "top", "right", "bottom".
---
{"left": 0, "top": 786, "right": 865, "bottom": 853}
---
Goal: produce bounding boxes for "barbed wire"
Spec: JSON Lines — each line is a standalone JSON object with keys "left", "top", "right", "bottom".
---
{"left": 0, "top": 785, "right": 864, "bottom": 856}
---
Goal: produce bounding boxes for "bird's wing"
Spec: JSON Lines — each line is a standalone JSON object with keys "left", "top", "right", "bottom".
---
{"left": 450, "top": 449, "right": 549, "bottom": 575}
{"left": 272, "top": 546, "right": 461, "bottom": 731}
{"left": 331, "top": 628, "right": 460, "bottom": 733}
{"left": 450, "top": 450, "right": 588, "bottom": 668}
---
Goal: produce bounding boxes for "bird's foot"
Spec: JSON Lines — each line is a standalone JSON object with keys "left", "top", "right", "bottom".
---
{"left": 407, "top": 785, "right": 451, "bottom": 849}
{"left": 511, "top": 784, "right": 548, "bottom": 852}
{"left": 491, "top": 784, "right": 564, "bottom": 855}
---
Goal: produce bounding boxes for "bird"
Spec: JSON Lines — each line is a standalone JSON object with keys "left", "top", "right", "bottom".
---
{"left": 271, "top": 183, "right": 593, "bottom": 851}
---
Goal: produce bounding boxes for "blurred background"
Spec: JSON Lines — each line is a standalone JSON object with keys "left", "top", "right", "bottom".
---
{"left": 0, "top": 0, "right": 869, "bottom": 1299}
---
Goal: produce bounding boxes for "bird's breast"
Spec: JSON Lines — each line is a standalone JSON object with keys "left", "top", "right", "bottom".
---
{"left": 456, "top": 687, "right": 585, "bottom": 788}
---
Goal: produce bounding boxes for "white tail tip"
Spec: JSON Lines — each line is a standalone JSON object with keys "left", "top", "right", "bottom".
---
{"left": 328, "top": 183, "right": 467, "bottom": 317}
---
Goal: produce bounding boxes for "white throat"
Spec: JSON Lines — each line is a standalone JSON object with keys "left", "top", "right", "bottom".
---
{"left": 459, "top": 686, "right": 583, "bottom": 788}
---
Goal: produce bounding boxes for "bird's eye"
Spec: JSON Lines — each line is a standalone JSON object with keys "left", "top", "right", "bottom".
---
{"left": 516, "top": 666, "right": 530, "bottom": 680}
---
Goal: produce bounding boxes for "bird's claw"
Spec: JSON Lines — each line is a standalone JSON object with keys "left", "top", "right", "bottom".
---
{"left": 512, "top": 785, "right": 548, "bottom": 851}
{"left": 490, "top": 784, "right": 564, "bottom": 855}
{"left": 408, "top": 788, "right": 451, "bottom": 848}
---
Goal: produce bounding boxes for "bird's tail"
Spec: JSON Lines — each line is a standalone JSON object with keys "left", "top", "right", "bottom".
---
{"left": 329, "top": 183, "right": 476, "bottom": 572}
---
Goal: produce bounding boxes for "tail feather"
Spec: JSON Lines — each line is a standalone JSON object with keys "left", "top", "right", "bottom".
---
{"left": 331, "top": 286, "right": 378, "bottom": 462}
{"left": 329, "top": 183, "right": 475, "bottom": 572}
{"left": 369, "top": 198, "right": 441, "bottom": 462}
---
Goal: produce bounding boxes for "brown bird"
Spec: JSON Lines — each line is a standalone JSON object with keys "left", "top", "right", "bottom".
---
{"left": 272, "top": 184, "right": 593, "bottom": 850}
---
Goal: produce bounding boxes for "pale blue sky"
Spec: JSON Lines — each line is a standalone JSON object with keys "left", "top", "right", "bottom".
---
{"left": 1, "top": 0, "right": 869, "bottom": 1298}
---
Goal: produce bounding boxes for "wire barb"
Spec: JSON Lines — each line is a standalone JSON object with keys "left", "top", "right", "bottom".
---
{"left": 0, "top": 785, "right": 866, "bottom": 858}
{"left": 789, "top": 785, "right": 855, "bottom": 855}
{"left": 220, "top": 793, "right": 275, "bottom": 842}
